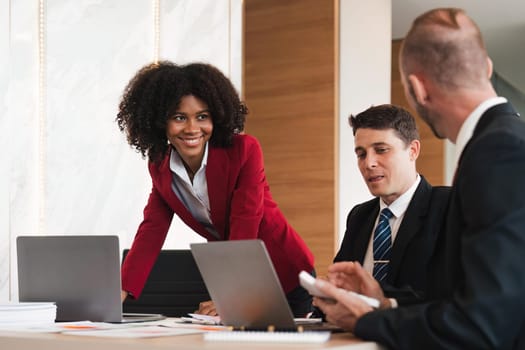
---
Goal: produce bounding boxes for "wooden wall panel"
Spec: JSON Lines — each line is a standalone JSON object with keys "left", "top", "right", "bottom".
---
{"left": 244, "top": 0, "right": 336, "bottom": 276}
{"left": 391, "top": 40, "right": 445, "bottom": 185}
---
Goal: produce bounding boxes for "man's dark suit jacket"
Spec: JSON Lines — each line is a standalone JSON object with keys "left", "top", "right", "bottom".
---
{"left": 355, "top": 102, "right": 525, "bottom": 349}
{"left": 334, "top": 176, "right": 450, "bottom": 305}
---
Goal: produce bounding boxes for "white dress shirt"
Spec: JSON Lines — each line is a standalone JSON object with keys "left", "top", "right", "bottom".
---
{"left": 362, "top": 175, "right": 421, "bottom": 308}
{"left": 363, "top": 175, "right": 422, "bottom": 274}
{"left": 169, "top": 143, "right": 219, "bottom": 238}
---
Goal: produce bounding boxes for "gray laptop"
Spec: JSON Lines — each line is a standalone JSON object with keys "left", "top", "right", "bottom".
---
{"left": 17, "top": 235, "right": 164, "bottom": 323}
{"left": 190, "top": 239, "right": 319, "bottom": 330}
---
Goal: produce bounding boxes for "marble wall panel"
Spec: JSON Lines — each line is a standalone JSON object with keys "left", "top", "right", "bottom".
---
{"left": 2, "top": 0, "right": 242, "bottom": 301}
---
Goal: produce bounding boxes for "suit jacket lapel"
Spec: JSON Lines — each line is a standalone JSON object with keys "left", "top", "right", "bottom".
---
{"left": 352, "top": 202, "right": 379, "bottom": 263}
{"left": 387, "top": 177, "right": 432, "bottom": 283}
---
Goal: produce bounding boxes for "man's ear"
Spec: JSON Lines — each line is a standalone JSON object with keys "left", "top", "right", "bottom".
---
{"left": 408, "top": 74, "right": 428, "bottom": 105}
{"left": 486, "top": 57, "right": 493, "bottom": 79}
{"left": 409, "top": 139, "right": 420, "bottom": 161}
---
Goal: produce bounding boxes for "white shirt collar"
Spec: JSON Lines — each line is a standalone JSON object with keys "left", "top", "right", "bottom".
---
{"left": 169, "top": 143, "right": 209, "bottom": 183}
{"left": 454, "top": 96, "right": 507, "bottom": 168}
{"left": 379, "top": 174, "right": 421, "bottom": 218}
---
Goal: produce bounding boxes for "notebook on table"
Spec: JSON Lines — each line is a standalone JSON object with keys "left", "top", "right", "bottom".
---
{"left": 190, "top": 239, "right": 339, "bottom": 332}
{"left": 16, "top": 235, "right": 164, "bottom": 323}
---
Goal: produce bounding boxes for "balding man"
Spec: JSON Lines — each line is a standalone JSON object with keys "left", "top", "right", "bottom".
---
{"left": 314, "top": 8, "right": 525, "bottom": 349}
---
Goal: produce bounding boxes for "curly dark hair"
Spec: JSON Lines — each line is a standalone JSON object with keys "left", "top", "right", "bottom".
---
{"left": 116, "top": 61, "right": 248, "bottom": 162}
{"left": 349, "top": 104, "right": 419, "bottom": 146}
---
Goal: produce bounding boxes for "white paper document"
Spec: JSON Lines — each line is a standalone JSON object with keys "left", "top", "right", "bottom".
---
{"left": 63, "top": 325, "right": 204, "bottom": 338}
{"left": 0, "top": 302, "right": 56, "bottom": 328}
{"left": 181, "top": 313, "right": 221, "bottom": 325}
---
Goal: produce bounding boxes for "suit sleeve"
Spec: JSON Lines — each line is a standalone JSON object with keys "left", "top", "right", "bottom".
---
{"left": 355, "top": 130, "right": 525, "bottom": 349}
{"left": 228, "top": 136, "right": 265, "bottom": 240}
{"left": 121, "top": 184, "right": 174, "bottom": 298}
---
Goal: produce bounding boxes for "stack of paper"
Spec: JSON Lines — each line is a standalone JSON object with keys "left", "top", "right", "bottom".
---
{"left": 180, "top": 313, "right": 221, "bottom": 325}
{"left": 0, "top": 302, "right": 56, "bottom": 327}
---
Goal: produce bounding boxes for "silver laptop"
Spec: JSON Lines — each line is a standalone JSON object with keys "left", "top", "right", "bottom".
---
{"left": 17, "top": 235, "right": 164, "bottom": 323}
{"left": 190, "top": 239, "right": 314, "bottom": 330}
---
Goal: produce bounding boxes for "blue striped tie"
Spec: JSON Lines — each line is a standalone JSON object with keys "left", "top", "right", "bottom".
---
{"left": 373, "top": 208, "right": 394, "bottom": 281}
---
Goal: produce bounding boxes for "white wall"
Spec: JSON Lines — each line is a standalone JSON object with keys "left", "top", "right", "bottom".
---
{"left": 338, "top": 0, "right": 392, "bottom": 242}
{"left": 0, "top": 0, "right": 11, "bottom": 304}
{"left": 2, "top": 0, "right": 395, "bottom": 301}
{"left": 1, "top": 0, "right": 242, "bottom": 301}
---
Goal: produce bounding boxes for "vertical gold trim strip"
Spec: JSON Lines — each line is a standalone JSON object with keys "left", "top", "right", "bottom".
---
{"left": 153, "top": 0, "right": 160, "bottom": 63}
{"left": 38, "top": 0, "right": 46, "bottom": 234}
{"left": 228, "top": 0, "right": 231, "bottom": 77}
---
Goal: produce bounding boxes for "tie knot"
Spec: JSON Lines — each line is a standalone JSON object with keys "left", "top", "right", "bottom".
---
{"left": 380, "top": 208, "right": 394, "bottom": 220}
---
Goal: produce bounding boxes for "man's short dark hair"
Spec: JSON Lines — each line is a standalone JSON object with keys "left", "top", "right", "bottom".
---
{"left": 349, "top": 104, "right": 419, "bottom": 146}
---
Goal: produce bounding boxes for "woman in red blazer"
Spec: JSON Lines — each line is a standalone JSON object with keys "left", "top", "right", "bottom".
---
{"left": 116, "top": 61, "right": 315, "bottom": 317}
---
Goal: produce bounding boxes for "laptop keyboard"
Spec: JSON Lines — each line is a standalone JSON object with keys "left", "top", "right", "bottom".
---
{"left": 204, "top": 330, "right": 330, "bottom": 343}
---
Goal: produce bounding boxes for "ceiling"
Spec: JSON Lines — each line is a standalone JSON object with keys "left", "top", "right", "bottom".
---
{"left": 392, "top": 0, "right": 525, "bottom": 93}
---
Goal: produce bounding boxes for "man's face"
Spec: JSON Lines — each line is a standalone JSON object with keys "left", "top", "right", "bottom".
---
{"left": 354, "top": 128, "right": 418, "bottom": 205}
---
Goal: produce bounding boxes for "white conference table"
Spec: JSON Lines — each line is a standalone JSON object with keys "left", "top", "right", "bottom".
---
{"left": 0, "top": 321, "right": 384, "bottom": 350}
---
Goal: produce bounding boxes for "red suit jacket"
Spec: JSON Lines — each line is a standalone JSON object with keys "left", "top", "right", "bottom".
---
{"left": 122, "top": 134, "right": 314, "bottom": 297}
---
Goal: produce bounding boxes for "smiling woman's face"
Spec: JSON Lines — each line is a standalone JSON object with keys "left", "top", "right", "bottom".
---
{"left": 166, "top": 95, "right": 213, "bottom": 168}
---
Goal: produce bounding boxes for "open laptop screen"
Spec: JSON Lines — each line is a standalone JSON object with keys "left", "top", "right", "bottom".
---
{"left": 17, "top": 235, "right": 123, "bottom": 322}
{"left": 190, "top": 239, "right": 297, "bottom": 329}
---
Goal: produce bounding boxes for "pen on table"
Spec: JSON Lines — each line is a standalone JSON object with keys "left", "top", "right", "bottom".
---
{"left": 61, "top": 325, "right": 98, "bottom": 330}
{"left": 198, "top": 326, "right": 224, "bottom": 331}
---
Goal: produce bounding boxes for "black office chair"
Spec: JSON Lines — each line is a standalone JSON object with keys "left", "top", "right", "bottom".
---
{"left": 122, "top": 249, "right": 210, "bottom": 317}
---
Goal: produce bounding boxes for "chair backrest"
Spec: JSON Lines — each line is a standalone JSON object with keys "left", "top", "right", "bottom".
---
{"left": 122, "top": 249, "right": 210, "bottom": 317}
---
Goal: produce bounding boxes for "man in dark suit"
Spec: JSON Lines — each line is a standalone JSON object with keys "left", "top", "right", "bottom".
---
{"left": 314, "top": 8, "right": 525, "bottom": 349}
{"left": 334, "top": 104, "right": 449, "bottom": 307}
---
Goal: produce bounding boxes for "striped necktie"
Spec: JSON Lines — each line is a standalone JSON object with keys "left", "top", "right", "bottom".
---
{"left": 373, "top": 208, "right": 394, "bottom": 281}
